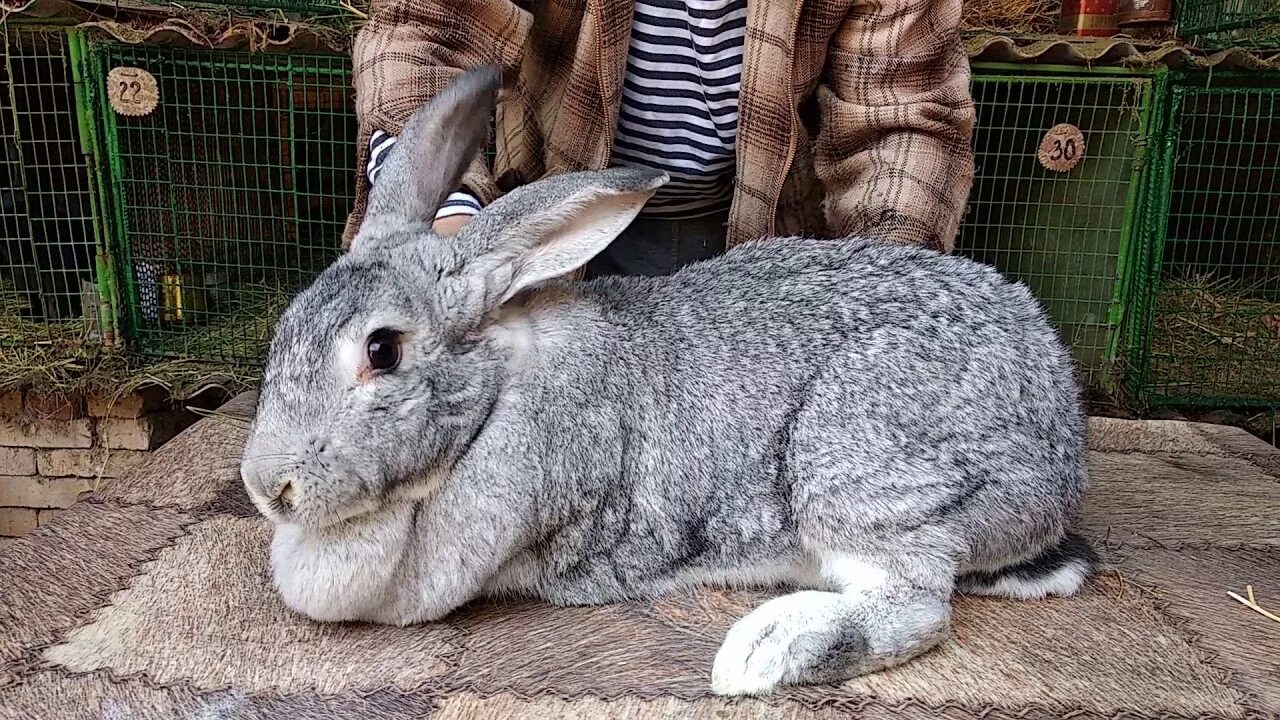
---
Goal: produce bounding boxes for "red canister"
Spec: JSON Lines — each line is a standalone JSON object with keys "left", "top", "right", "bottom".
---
{"left": 1060, "top": 0, "right": 1118, "bottom": 36}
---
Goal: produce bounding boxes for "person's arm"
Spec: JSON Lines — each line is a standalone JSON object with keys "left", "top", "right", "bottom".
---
{"left": 342, "top": 0, "right": 531, "bottom": 248}
{"left": 813, "top": 0, "right": 975, "bottom": 252}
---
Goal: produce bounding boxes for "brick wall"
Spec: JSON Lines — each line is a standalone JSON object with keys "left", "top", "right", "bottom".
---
{"left": 0, "top": 387, "right": 199, "bottom": 550}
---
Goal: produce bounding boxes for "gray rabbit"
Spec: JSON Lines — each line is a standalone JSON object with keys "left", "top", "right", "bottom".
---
{"left": 241, "top": 66, "right": 1097, "bottom": 696}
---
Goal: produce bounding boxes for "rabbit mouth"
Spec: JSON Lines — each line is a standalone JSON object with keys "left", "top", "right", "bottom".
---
{"left": 272, "top": 497, "right": 384, "bottom": 530}
{"left": 247, "top": 479, "right": 382, "bottom": 530}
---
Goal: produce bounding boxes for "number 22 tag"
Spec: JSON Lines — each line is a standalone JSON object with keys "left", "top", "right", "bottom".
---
{"left": 107, "top": 67, "right": 159, "bottom": 118}
{"left": 1038, "top": 123, "right": 1086, "bottom": 173}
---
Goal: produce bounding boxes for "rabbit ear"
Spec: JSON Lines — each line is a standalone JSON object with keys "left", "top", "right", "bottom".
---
{"left": 454, "top": 167, "right": 668, "bottom": 306}
{"left": 354, "top": 65, "right": 500, "bottom": 251}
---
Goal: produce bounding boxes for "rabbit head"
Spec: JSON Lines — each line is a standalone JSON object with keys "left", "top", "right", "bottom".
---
{"left": 241, "top": 65, "right": 666, "bottom": 529}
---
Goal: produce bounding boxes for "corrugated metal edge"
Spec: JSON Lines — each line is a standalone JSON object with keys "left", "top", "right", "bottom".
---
{"left": 78, "top": 18, "right": 344, "bottom": 53}
{"left": 5, "top": 2, "right": 1275, "bottom": 68}
{"left": 966, "top": 33, "right": 1280, "bottom": 70}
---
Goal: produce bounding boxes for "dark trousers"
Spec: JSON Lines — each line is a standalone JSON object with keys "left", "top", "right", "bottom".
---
{"left": 584, "top": 210, "right": 730, "bottom": 279}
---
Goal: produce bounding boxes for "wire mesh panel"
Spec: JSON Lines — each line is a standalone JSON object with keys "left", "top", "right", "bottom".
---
{"left": 1, "top": 27, "right": 104, "bottom": 346}
{"left": 1136, "top": 79, "right": 1280, "bottom": 407}
{"left": 958, "top": 67, "right": 1157, "bottom": 392}
{"left": 1177, "top": 0, "right": 1280, "bottom": 50}
{"left": 92, "top": 45, "right": 353, "bottom": 363}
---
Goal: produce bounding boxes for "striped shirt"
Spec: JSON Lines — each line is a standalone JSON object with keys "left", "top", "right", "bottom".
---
{"left": 367, "top": 0, "right": 746, "bottom": 221}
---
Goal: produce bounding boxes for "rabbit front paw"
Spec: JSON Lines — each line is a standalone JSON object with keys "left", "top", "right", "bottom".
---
{"left": 710, "top": 590, "right": 861, "bottom": 696}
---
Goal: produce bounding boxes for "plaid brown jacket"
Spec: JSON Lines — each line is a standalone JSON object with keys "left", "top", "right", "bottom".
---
{"left": 343, "top": 0, "right": 975, "bottom": 253}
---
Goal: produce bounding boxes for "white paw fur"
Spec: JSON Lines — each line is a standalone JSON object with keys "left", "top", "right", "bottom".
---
{"left": 710, "top": 590, "right": 846, "bottom": 696}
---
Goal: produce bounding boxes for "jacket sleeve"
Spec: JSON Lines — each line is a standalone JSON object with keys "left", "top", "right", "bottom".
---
{"left": 342, "top": 0, "right": 531, "bottom": 249}
{"left": 813, "top": 0, "right": 976, "bottom": 252}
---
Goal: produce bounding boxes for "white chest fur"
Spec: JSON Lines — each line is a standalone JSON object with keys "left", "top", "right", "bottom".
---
{"left": 270, "top": 505, "right": 418, "bottom": 624}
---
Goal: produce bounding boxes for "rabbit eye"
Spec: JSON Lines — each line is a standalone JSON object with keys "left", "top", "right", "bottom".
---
{"left": 365, "top": 329, "right": 401, "bottom": 372}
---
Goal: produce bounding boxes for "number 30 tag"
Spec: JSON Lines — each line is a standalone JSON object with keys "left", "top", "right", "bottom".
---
{"left": 107, "top": 67, "right": 159, "bottom": 118}
{"left": 1038, "top": 123, "right": 1085, "bottom": 173}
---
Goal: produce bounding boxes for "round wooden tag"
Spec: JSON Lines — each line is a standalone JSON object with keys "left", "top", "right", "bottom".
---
{"left": 1037, "top": 123, "right": 1086, "bottom": 172}
{"left": 107, "top": 67, "right": 159, "bottom": 117}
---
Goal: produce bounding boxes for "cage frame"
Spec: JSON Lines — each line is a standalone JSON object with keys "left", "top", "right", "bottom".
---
{"left": 1, "top": 24, "right": 121, "bottom": 346}
{"left": 1175, "top": 0, "right": 1280, "bottom": 51}
{"left": 87, "top": 40, "right": 354, "bottom": 364}
{"left": 963, "top": 62, "right": 1168, "bottom": 395}
{"left": 1128, "top": 69, "right": 1280, "bottom": 408}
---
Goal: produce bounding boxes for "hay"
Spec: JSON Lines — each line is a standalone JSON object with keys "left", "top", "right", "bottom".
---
{"left": 6, "top": 0, "right": 371, "bottom": 53}
{"left": 0, "top": 282, "right": 289, "bottom": 402}
{"left": 1149, "top": 273, "right": 1280, "bottom": 403}
{"left": 1228, "top": 585, "right": 1280, "bottom": 626}
{"left": 153, "top": 281, "right": 293, "bottom": 365}
{"left": 962, "top": 0, "right": 1061, "bottom": 34}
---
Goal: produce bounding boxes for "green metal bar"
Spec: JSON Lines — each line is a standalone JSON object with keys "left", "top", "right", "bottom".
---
{"left": 100, "top": 247, "right": 118, "bottom": 345}
{"left": 67, "top": 28, "right": 120, "bottom": 346}
{"left": 1121, "top": 68, "right": 1177, "bottom": 406}
{"left": 66, "top": 30, "right": 92, "bottom": 156}
{"left": 85, "top": 35, "right": 125, "bottom": 347}
{"left": 1170, "top": 67, "right": 1280, "bottom": 92}
{"left": 80, "top": 33, "right": 125, "bottom": 348}
{"left": 971, "top": 62, "right": 1161, "bottom": 77}
{"left": 1131, "top": 69, "right": 1172, "bottom": 397}
{"left": 148, "top": 55, "right": 348, "bottom": 77}
{"left": 92, "top": 250, "right": 112, "bottom": 342}
{"left": 1135, "top": 76, "right": 1183, "bottom": 405}
{"left": 91, "top": 42, "right": 144, "bottom": 343}
{"left": 1103, "top": 72, "right": 1160, "bottom": 373}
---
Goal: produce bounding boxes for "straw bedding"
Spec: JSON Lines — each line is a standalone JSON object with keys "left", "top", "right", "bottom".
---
{"left": 1, "top": 393, "right": 1277, "bottom": 719}
{"left": 961, "top": 0, "right": 1061, "bottom": 35}
{"left": 0, "top": 283, "right": 274, "bottom": 401}
{"left": 1148, "top": 275, "right": 1280, "bottom": 403}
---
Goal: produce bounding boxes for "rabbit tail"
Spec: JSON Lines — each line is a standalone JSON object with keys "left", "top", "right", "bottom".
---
{"left": 958, "top": 533, "right": 1101, "bottom": 600}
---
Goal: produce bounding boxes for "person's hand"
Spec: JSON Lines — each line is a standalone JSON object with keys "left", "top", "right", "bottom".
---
{"left": 433, "top": 215, "right": 472, "bottom": 236}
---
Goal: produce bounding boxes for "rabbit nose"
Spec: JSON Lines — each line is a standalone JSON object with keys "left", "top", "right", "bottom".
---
{"left": 275, "top": 481, "right": 298, "bottom": 509}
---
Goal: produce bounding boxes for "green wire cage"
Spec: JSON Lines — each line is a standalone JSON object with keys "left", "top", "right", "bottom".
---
{"left": 91, "top": 44, "right": 353, "bottom": 363}
{"left": 7, "top": 34, "right": 1274, "bottom": 412}
{"left": 957, "top": 65, "right": 1161, "bottom": 393}
{"left": 1131, "top": 75, "right": 1280, "bottom": 407}
{"left": 1176, "top": 0, "right": 1280, "bottom": 50}
{"left": 2, "top": 26, "right": 113, "bottom": 346}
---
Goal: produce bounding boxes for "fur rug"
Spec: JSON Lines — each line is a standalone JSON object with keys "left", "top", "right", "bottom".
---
{"left": 2, "top": 392, "right": 1277, "bottom": 719}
